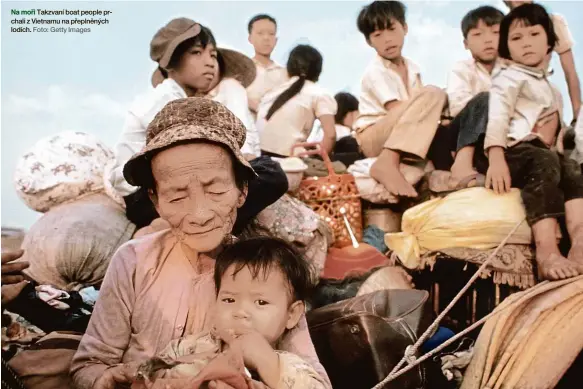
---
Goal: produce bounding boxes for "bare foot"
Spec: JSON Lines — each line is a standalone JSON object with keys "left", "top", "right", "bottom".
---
{"left": 371, "top": 162, "right": 418, "bottom": 197}
{"left": 567, "top": 237, "right": 583, "bottom": 268}
{"left": 450, "top": 161, "right": 477, "bottom": 185}
{"left": 537, "top": 250, "right": 583, "bottom": 281}
{"left": 450, "top": 146, "right": 477, "bottom": 184}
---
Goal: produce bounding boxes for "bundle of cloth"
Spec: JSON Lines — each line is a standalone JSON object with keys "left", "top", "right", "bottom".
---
{"left": 13, "top": 132, "right": 136, "bottom": 290}
{"left": 384, "top": 187, "right": 536, "bottom": 287}
{"left": 461, "top": 275, "right": 583, "bottom": 389}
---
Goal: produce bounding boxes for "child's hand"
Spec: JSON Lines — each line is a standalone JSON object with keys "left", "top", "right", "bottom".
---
{"left": 217, "top": 328, "right": 280, "bottom": 388}
{"left": 486, "top": 147, "right": 512, "bottom": 194}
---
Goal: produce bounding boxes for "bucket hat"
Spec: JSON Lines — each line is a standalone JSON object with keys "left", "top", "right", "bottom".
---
{"left": 123, "top": 97, "right": 257, "bottom": 187}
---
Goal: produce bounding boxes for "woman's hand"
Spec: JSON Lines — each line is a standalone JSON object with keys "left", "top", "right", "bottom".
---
{"left": 94, "top": 364, "right": 138, "bottom": 389}
{"left": 486, "top": 147, "right": 512, "bottom": 194}
{"left": 1, "top": 249, "right": 29, "bottom": 285}
{"left": 1, "top": 249, "right": 30, "bottom": 305}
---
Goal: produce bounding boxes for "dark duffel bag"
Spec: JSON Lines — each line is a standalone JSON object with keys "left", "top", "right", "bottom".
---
{"left": 307, "top": 289, "right": 433, "bottom": 389}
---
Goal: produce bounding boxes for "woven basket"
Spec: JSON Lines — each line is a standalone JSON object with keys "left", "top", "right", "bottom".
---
{"left": 293, "top": 142, "right": 363, "bottom": 248}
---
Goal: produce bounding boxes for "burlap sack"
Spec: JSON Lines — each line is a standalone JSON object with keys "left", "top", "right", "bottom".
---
{"left": 20, "top": 193, "right": 136, "bottom": 291}
{"left": 385, "top": 188, "right": 532, "bottom": 269}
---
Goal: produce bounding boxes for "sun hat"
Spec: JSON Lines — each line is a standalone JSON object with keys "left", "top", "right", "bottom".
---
{"left": 123, "top": 97, "right": 257, "bottom": 187}
{"left": 216, "top": 46, "right": 257, "bottom": 88}
{"left": 150, "top": 18, "right": 256, "bottom": 88}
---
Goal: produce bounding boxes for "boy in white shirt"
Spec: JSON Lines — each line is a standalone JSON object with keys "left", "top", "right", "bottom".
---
{"left": 353, "top": 1, "right": 447, "bottom": 199}
{"left": 431, "top": 6, "right": 505, "bottom": 192}
{"left": 246, "top": 14, "right": 289, "bottom": 118}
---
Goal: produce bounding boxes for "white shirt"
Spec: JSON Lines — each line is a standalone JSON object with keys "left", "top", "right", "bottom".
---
{"left": 307, "top": 124, "right": 353, "bottom": 143}
{"left": 485, "top": 63, "right": 565, "bottom": 151}
{"left": 551, "top": 14, "right": 575, "bottom": 55}
{"left": 354, "top": 55, "right": 423, "bottom": 132}
{"left": 446, "top": 58, "right": 503, "bottom": 118}
{"left": 246, "top": 59, "right": 289, "bottom": 115}
{"left": 206, "top": 78, "right": 261, "bottom": 157}
{"left": 257, "top": 76, "right": 337, "bottom": 156}
{"left": 105, "top": 78, "right": 187, "bottom": 199}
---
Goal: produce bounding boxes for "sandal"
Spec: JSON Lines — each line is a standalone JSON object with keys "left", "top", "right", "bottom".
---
{"left": 429, "top": 170, "right": 486, "bottom": 194}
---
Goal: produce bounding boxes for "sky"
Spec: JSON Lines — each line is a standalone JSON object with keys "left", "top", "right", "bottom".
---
{"left": 1, "top": 0, "right": 582, "bottom": 229}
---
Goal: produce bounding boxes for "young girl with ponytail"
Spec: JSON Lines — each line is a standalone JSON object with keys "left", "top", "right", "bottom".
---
{"left": 257, "top": 44, "right": 338, "bottom": 156}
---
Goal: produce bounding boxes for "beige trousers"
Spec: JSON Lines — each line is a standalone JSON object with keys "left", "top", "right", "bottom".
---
{"left": 356, "top": 86, "right": 447, "bottom": 159}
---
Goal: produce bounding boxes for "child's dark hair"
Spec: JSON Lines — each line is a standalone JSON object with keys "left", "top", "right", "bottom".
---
{"left": 265, "top": 45, "right": 322, "bottom": 121}
{"left": 461, "top": 6, "right": 504, "bottom": 38}
{"left": 248, "top": 14, "right": 277, "bottom": 34}
{"left": 357, "top": 1, "right": 407, "bottom": 39}
{"left": 166, "top": 25, "right": 216, "bottom": 72}
{"left": 498, "top": 3, "right": 557, "bottom": 60}
{"left": 334, "top": 92, "right": 359, "bottom": 124}
{"left": 214, "top": 237, "right": 314, "bottom": 302}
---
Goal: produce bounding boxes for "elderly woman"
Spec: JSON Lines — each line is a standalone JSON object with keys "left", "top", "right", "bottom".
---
{"left": 69, "top": 98, "right": 330, "bottom": 389}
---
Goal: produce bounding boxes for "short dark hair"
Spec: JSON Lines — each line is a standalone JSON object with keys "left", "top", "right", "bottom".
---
{"left": 248, "top": 14, "right": 277, "bottom": 34}
{"left": 498, "top": 3, "right": 557, "bottom": 60}
{"left": 334, "top": 92, "right": 359, "bottom": 124}
{"left": 357, "top": 1, "right": 407, "bottom": 39}
{"left": 461, "top": 6, "right": 504, "bottom": 38}
{"left": 214, "top": 237, "right": 314, "bottom": 302}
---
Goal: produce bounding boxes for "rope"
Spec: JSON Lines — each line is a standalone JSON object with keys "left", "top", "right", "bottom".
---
{"left": 371, "top": 219, "right": 525, "bottom": 389}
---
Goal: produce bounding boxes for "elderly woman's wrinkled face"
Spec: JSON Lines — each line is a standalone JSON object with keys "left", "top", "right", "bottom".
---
{"left": 150, "top": 142, "right": 246, "bottom": 252}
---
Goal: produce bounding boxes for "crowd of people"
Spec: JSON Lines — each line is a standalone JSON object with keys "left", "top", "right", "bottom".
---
{"left": 2, "top": 1, "right": 583, "bottom": 388}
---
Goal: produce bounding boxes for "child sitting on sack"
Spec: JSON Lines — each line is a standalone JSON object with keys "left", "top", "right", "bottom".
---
{"left": 470, "top": 3, "right": 583, "bottom": 281}
{"left": 430, "top": 6, "right": 505, "bottom": 193}
{"left": 134, "top": 237, "right": 328, "bottom": 389}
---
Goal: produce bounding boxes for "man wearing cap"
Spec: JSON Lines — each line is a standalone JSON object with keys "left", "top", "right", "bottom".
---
{"left": 71, "top": 98, "right": 330, "bottom": 389}
{"left": 103, "top": 18, "right": 288, "bottom": 233}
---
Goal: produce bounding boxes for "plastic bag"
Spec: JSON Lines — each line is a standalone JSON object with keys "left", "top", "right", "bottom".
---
{"left": 384, "top": 188, "right": 532, "bottom": 269}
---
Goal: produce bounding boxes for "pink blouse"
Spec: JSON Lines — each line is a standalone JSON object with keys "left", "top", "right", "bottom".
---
{"left": 70, "top": 229, "right": 330, "bottom": 388}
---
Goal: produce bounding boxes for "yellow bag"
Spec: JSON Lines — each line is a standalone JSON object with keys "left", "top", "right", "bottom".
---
{"left": 385, "top": 188, "right": 532, "bottom": 269}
